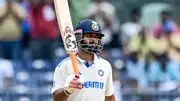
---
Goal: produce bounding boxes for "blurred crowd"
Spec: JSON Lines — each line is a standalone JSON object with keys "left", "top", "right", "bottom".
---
{"left": 0, "top": 0, "right": 180, "bottom": 100}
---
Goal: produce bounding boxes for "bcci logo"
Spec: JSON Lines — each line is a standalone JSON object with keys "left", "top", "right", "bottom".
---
{"left": 92, "top": 21, "right": 99, "bottom": 31}
{"left": 98, "top": 69, "right": 104, "bottom": 77}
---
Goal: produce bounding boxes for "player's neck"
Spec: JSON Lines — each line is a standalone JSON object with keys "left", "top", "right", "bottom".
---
{"left": 78, "top": 50, "right": 94, "bottom": 63}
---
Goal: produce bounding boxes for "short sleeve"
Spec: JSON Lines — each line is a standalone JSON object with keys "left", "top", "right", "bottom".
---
{"left": 51, "top": 63, "right": 67, "bottom": 95}
{"left": 105, "top": 63, "right": 114, "bottom": 96}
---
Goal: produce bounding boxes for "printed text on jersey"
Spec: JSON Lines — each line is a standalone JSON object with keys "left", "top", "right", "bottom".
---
{"left": 82, "top": 81, "right": 104, "bottom": 89}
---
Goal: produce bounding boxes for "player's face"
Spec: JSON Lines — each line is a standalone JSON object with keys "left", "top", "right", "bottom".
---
{"left": 78, "top": 33, "right": 104, "bottom": 54}
{"left": 82, "top": 33, "right": 102, "bottom": 45}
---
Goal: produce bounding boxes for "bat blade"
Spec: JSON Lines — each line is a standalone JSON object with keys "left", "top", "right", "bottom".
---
{"left": 54, "top": 0, "right": 79, "bottom": 74}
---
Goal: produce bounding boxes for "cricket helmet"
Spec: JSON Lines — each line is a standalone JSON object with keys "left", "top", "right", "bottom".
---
{"left": 74, "top": 19, "right": 105, "bottom": 54}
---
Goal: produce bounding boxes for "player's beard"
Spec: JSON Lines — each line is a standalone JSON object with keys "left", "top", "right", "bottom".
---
{"left": 75, "top": 36, "right": 104, "bottom": 54}
{"left": 78, "top": 39, "right": 103, "bottom": 54}
{"left": 79, "top": 42, "right": 103, "bottom": 54}
{"left": 81, "top": 44, "right": 102, "bottom": 54}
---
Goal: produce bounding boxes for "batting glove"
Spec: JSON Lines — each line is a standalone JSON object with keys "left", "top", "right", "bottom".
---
{"left": 64, "top": 74, "right": 84, "bottom": 95}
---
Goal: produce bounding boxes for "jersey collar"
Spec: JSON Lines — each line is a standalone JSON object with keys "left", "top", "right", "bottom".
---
{"left": 76, "top": 54, "right": 99, "bottom": 64}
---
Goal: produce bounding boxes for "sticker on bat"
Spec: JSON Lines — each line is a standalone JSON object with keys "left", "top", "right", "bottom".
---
{"left": 64, "top": 26, "right": 72, "bottom": 36}
{"left": 64, "top": 26, "right": 78, "bottom": 53}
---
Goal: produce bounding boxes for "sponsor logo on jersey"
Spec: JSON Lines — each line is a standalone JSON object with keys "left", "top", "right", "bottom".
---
{"left": 82, "top": 81, "right": 104, "bottom": 89}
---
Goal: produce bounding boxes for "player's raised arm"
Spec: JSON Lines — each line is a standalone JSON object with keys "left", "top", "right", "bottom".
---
{"left": 52, "top": 61, "right": 84, "bottom": 101}
{"left": 52, "top": 67, "right": 66, "bottom": 101}
{"left": 53, "top": 74, "right": 83, "bottom": 101}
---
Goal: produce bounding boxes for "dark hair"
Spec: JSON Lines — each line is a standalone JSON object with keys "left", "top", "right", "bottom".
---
{"left": 131, "top": 8, "right": 140, "bottom": 15}
{"left": 161, "top": 10, "right": 172, "bottom": 16}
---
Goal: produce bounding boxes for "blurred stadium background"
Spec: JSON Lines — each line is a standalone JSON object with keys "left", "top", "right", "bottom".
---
{"left": 0, "top": 0, "right": 180, "bottom": 101}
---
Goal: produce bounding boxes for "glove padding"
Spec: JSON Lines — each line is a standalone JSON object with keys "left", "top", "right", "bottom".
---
{"left": 64, "top": 74, "right": 84, "bottom": 94}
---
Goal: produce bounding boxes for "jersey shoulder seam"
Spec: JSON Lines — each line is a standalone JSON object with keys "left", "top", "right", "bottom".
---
{"left": 98, "top": 56, "right": 110, "bottom": 63}
{"left": 56, "top": 57, "right": 71, "bottom": 68}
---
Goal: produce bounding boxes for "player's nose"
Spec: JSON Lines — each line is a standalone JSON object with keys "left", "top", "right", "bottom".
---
{"left": 89, "top": 39, "right": 98, "bottom": 44}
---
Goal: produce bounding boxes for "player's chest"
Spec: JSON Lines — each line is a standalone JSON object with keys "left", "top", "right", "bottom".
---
{"left": 78, "top": 64, "right": 108, "bottom": 83}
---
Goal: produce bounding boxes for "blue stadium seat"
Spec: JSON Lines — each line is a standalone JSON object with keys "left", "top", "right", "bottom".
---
{"left": 10, "top": 85, "right": 34, "bottom": 101}
{"left": 158, "top": 99, "right": 171, "bottom": 101}
{"left": 113, "top": 59, "right": 125, "bottom": 70}
{"left": 30, "top": 72, "right": 43, "bottom": 87}
{"left": 38, "top": 72, "right": 53, "bottom": 87}
{"left": 29, "top": 71, "right": 53, "bottom": 88}
{"left": 13, "top": 85, "right": 30, "bottom": 94}
{"left": 54, "top": 47, "right": 67, "bottom": 58}
{"left": 54, "top": 47, "right": 68, "bottom": 66}
{"left": 38, "top": 94, "right": 52, "bottom": 101}
{"left": 109, "top": 48, "right": 124, "bottom": 59}
{"left": 31, "top": 60, "right": 47, "bottom": 70}
{"left": 24, "top": 59, "right": 56, "bottom": 72}
{"left": 33, "top": 86, "right": 52, "bottom": 101}
{"left": 174, "top": 97, "right": 180, "bottom": 101}
{"left": 0, "top": 96, "right": 6, "bottom": 101}
{"left": 17, "top": 97, "right": 32, "bottom": 101}
{"left": 14, "top": 71, "right": 32, "bottom": 87}
{"left": 40, "top": 97, "right": 53, "bottom": 101}
{"left": 12, "top": 60, "right": 25, "bottom": 72}
{"left": 40, "top": 85, "right": 52, "bottom": 94}
{"left": 11, "top": 95, "right": 33, "bottom": 101}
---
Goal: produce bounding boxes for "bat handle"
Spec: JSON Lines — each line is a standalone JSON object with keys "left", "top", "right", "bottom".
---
{"left": 69, "top": 53, "right": 79, "bottom": 74}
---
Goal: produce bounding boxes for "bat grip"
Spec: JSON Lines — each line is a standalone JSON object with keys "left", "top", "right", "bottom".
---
{"left": 69, "top": 53, "right": 79, "bottom": 74}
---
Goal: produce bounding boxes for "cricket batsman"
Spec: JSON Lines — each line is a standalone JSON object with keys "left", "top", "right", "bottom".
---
{"left": 52, "top": 19, "right": 115, "bottom": 101}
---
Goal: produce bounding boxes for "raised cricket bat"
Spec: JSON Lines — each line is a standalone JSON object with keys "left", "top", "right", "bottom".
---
{"left": 54, "top": 0, "right": 79, "bottom": 74}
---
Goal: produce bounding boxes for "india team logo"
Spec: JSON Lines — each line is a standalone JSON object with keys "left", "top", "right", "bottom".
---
{"left": 92, "top": 21, "right": 99, "bottom": 31}
{"left": 98, "top": 69, "right": 104, "bottom": 77}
